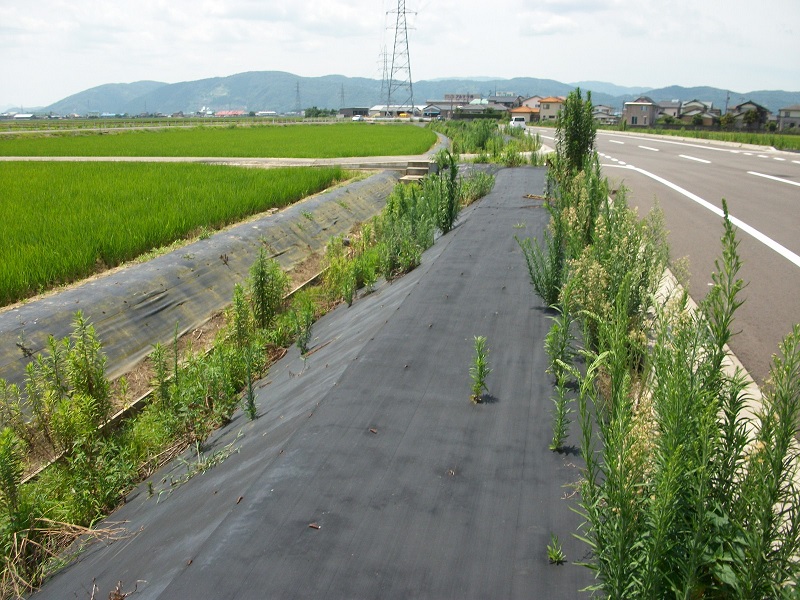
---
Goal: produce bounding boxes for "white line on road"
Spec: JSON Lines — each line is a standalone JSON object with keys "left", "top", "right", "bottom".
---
{"left": 774, "top": 157, "right": 786, "bottom": 162}
{"left": 794, "top": 160, "right": 800, "bottom": 165}
{"left": 639, "top": 146, "right": 659, "bottom": 151}
{"left": 748, "top": 171, "right": 800, "bottom": 188}
{"left": 679, "top": 155, "right": 711, "bottom": 164}
{"left": 609, "top": 139, "right": 624, "bottom": 144}
{"left": 743, "top": 152, "right": 752, "bottom": 156}
{"left": 758, "top": 155, "right": 768, "bottom": 158}
{"left": 624, "top": 165, "right": 800, "bottom": 268}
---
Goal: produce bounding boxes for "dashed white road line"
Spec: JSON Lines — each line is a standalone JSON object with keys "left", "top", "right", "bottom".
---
{"left": 609, "top": 139, "right": 624, "bottom": 144}
{"left": 679, "top": 154, "right": 711, "bottom": 164}
{"left": 774, "top": 157, "right": 786, "bottom": 162}
{"left": 744, "top": 152, "right": 753, "bottom": 156}
{"left": 757, "top": 155, "right": 769, "bottom": 158}
{"left": 639, "top": 145, "right": 659, "bottom": 151}
{"left": 794, "top": 160, "right": 800, "bottom": 165}
{"left": 748, "top": 171, "right": 800, "bottom": 188}
{"left": 623, "top": 165, "right": 800, "bottom": 268}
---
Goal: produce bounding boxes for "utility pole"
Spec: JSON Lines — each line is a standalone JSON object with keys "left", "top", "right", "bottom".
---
{"left": 295, "top": 81, "right": 301, "bottom": 115}
{"left": 385, "top": 0, "right": 415, "bottom": 118}
{"left": 340, "top": 83, "right": 345, "bottom": 109}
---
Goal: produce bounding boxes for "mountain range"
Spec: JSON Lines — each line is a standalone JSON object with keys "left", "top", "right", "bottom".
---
{"left": 9, "top": 72, "right": 800, "bottom": 116}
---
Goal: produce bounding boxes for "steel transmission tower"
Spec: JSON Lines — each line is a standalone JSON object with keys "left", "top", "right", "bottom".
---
{"left": 385, "top": 0, "right": 414, "bottom": 116}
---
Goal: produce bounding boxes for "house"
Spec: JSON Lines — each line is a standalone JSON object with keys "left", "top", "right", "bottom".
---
{"left": 539, "top": 96, "right": 564, "bottom": 122}
{"left": 368, "top": 105, "right": 424, "bottom": 118}
{"left": 777, "top": 105, "right": 800, "bottom": 131}
{"left": 592, "top": 105, "right": 619, "bottom": 126}
{"left": 509, "top": 105, "right": 539, "bottom": 124}
{"left": 453, "top": 99, "right": 509, "bottom": 119}
{"left": 487, "top": 94, "right": 524, "bottom": 109}
{"left": 657, "top": 100, "right": 681, "bottom": 119}
{"left": 622, "top": 96, "right": 657, "bottom": 127}
{"left": 727, "top": 100, "right": 772, "bottom": 129}
{"left": 522, "top": 95, "right": 543, "bottom": 110}
{"left": 338, "top": 107, "right": 369, "bottom": 119}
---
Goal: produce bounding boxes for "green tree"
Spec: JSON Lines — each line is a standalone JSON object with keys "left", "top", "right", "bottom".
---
{"left": 691, "top": 113, "right": 704, "bottom": 127}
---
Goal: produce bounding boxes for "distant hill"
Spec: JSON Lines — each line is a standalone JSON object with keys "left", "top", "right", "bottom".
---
{"left": 40, "top": 72, "right": 800, "bottom": 116}
{"left": 47, "top": 81, "right": 168, "bottom": 115}
{"left": 570, "top": 81, "right": 651, "bottom": 97}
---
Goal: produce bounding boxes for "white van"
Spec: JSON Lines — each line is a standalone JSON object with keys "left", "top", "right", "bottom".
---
{"left": 509, "top": 116, "right": 527, "bottom": 129}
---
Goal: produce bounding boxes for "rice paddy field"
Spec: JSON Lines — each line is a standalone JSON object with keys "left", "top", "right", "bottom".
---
{"left": 0, "top": 162, "right": 347, "bottom": 306}
{"left": 0, "top": 123, "right": 437, "bottom": 157}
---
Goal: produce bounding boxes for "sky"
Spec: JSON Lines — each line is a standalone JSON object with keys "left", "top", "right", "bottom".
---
{"left": 2, "top": 0, "right": 798, "bottom": 109}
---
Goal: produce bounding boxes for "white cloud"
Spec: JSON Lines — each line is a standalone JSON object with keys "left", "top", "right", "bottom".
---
{"left": 1, "top": 0, "right": 797, "bottom": 108}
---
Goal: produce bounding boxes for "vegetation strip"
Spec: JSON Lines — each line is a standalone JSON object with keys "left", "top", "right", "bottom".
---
{"left": 0, "top": 123, "right": 437, "bottom": 158}
{"left": 520, "top": 87, "right": 800, "bottom": 595}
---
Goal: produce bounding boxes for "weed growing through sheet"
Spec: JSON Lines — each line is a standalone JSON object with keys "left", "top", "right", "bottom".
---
{"left": 547, "top": 533, "right": 566, "bottom": 565}
{"left": 470, "top": 336, "right": 491, "bottom": 404}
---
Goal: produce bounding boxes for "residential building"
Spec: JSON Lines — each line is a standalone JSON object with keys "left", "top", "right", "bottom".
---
{"left": 657, "top": 100, "right": 681, "bottom": 118}
{"left": 622, "top": 96, "right": 657, "bottom": 127}
{"left": 778, "top": 105, "right": 800, "bottom": 131}
{"left": 727, "top": 100, "right": 772, "bottom": 129}
{"left": 488, "top": 94, "right": 524, "bottom": 109}
{"left": 592, "top": 105, "right": 619, "bottom": 126}
{"left": 509, "top": 105, "right": 539, "bottom": 124}
{"left": 539, "top": 96, "right": 564, "bottom": 122}
{"left": 522, "top": 95, "right": 543, "bottom": 110}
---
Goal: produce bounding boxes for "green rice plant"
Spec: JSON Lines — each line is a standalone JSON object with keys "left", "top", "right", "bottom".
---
{"left": 0, "top": 164, "right": 346, "bottom": 306}
{"left": 469, "top": 336, "right": 491, "bottom": 404}
{"left": 0, "top": 123, "right": 437, "bottom": 158}
{"left": 249, "top": 249, "right": 289, "bottom": 329}
{"left": 243, "top": 346, "right": 258, "bottom": 421}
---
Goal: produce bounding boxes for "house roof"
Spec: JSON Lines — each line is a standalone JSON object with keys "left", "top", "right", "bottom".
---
{"left": 510, "top": 106, "right": 539, "bottom": 114}
{"left": 780, "top": 104, "right": 800, "bottom": 111}
{"left": 626, "top": 96, "right": 655, "bottom": 105}
{"left": 539, "top": 96, "right": 563, "bottom": 103}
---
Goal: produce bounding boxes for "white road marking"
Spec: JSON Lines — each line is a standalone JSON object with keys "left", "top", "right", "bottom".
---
{"left": 680, "top": 155, "right": 711, "bottom": 164}
{"left": 758, "top": 155, "right": 768, "bottom": 158}
{"left": 748, "top": 171, "right": 800, "bottom": 188}
{"left": 618, "top": 161, "right": 627, "bottom": 165}
{"left": 609, "top": 139, "right": 624, "bottom": 144}
{"left": 639, "top": 145, "right": 659, "bottom": 151}
{"left": 774, "top": 157, "right": 786, "bottom": 161}
{"left": 794, "top": 160, "right": 800, "bottom": 165}
{"left": 623, "top": 165, "right": 800, "bottom": 268}
{"left": 743, "top": 152, "right": 753, "bottom": 156}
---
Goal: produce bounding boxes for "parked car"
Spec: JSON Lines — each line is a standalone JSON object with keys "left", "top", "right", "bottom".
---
{"left": 509, "top": 116, "right": 527, "bottom": 129}
{"left": 352, "top": 115, "right": 364, "bottom": 121}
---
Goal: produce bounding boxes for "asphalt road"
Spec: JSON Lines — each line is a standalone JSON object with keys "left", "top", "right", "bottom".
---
{"left": 531, "top": 126, "right": 800, "bottom": 385}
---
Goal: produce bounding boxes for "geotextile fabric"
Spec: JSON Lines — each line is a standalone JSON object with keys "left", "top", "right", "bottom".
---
{"left": 0, "top": 171, "right": 399, "bottom": 388}
{"left": 33, "top": 167, "right": 594, "bottom": 599}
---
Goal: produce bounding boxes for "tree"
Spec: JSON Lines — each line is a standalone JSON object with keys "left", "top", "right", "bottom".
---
{"left": 743, "top": 109, "right": 760, "bottom": 129}
{"left": 720, "top": 112, "right": 735, "bottom": 130}
{"left": 691, "top": 113, "right": 704, "bottom": 127}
